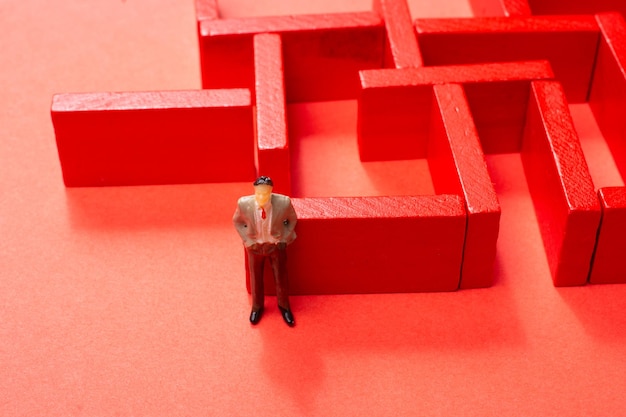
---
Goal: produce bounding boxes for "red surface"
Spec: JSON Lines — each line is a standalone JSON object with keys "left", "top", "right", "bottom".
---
{"left": 51, "top": 90, "right": 255, "bottom": 186}
{"left": 5, "top": 0, "right": 626, "bottom": 416}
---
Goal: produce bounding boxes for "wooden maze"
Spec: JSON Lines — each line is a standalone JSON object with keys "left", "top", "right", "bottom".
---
{"left": 51, "top": 0, "right": 626, "bottom": 293}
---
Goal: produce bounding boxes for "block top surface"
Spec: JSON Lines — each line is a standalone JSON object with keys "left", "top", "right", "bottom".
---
{"left": 51, "top": 89, "right": 252, "bottom": 112}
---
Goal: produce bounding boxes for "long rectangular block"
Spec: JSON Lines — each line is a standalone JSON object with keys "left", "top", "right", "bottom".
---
{"left": 590, "top": 188, "right": 626, "bottom": 284}
{"left": 283, "top": 195, "right": 467, "bottom": 294}
{"left": 373, "top": 0, "right": 422, "bottom": 68}
{"left": 51, "top": 90, "right": 255, "bottom": 186}
{"left": 253, "top": 34, "right": 291, "bottom": 195}
{"left": 521, "top": 81, "right": 601, "bottom": 286}
{"left": 522, "top": 0, "right": 626, "bottom": 17}
{"left": 429, "top": 84, "right": 501, "bottom": 289}
{"left": 415, "top": 16, "right": 600, "bottom": 103}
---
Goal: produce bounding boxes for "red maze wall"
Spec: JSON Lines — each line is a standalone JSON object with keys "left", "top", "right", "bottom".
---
{"left": 50, "top": 0, "right": 626, "bottom": 293}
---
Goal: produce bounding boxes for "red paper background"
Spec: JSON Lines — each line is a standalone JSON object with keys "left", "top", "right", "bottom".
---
{"left": 2, "top": 0, "right": 626, "bottom": 415}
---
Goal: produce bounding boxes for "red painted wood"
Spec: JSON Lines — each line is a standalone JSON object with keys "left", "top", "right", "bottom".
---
{"left": 590, "top": 187, "right": 626, "bottom": 284}
{"left": 253, "top": 34, "right": 291, "bottom": 195}
{"left": 281, "top": 195, "right": 467, "bottom": 294}
{"left": 357, "top": 60, "right": 553, "bottom": 161}
{"left": 415, "top": 16, "right": 600, "bottom": 103}
{"left": 587, "top": 13, "right": 626, "bottom": 286}
{"left": 373, "top": 0, "right": 423, "bottom": 68}
{"left": 589, "top": 13, "right": 626, "bottom": 181}
{"left": 198, "top": 12, "right": 385, "bottom": 102}
{"left": 429, "top": 84, "right": 501, "bottom": 288}
{"left": 521, "top": 81, "right": 601, "bottom": 286}
{"left": 51, "top": 90, "right": 255, "bottom": 186}
{"left": 525, "top": 0, "right": 626, "bottom": 18}
{"left": 487, "top": 0, "right": 626, "bottom": 18}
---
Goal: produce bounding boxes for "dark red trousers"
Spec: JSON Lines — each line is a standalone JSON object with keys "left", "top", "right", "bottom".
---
{"left": 246, "top": 243, "right": 290, "bottom": 311}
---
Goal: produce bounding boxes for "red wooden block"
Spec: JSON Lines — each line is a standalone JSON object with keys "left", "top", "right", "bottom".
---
{"left": 51, "top": 89, "right": 255, "bottom": 186}
{"left": 357, "top": 60, "right": 554, "bottom": 161}
{"left": 428, "top": 84, "right": 501, "bottom": 288}
{"left": 414, "top": 16, "right": 600, "bottom": 103}
{"left": 508, "top": 0, "right": 626, "bottom": 18}
{"left": 587, "top": 13, "right": 626, "bottom": 285}
{"left": 281, "top": 195, "right": 467, "bottom": 294}
{"left": 253, "top": 33, "right": 291, "bottom": 195}
{"left": 372, "top": 0, "right": 423, "bottom": 68}
{"left": 198, "top": 12, "right": 385, "bottom": 102}
{"left": 589, "top": 13, "right": 626, "bottom": 180}
{"left": 521, "top": 81, "right": 601, "bottom": 286}
{"left": 590, "top": 188, "right": 626, "bottom": 284}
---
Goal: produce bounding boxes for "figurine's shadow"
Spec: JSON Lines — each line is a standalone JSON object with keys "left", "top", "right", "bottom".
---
{"left": 255, "top": 304, "right": 326, "bottom": 414}
{"left": 251, "top": 256, "right": 527, "bottom": 413}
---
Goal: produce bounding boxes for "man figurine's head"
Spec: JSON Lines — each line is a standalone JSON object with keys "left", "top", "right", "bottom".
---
{"left": 253, "top": 176, "right": 273, "bottom": 207}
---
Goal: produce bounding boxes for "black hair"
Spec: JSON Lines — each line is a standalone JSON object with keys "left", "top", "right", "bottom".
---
{"left": 253, "top": 176, "right": 274, "bottom": 187}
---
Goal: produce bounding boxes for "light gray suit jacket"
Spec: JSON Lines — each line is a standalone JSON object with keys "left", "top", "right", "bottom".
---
{"left": 233, "top": 193, "right": 297, "bottom": 248}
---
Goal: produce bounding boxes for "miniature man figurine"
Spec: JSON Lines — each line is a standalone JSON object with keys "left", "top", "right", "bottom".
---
{"left": 232, "top": 176, "right": 298, "bottom": 326}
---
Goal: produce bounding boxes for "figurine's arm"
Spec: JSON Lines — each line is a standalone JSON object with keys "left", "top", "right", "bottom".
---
{"left": 280, "top": 197, "right": 298, "bottom": 245}
{"left": 233, "top": 202, "right": 256, "bottom": 247}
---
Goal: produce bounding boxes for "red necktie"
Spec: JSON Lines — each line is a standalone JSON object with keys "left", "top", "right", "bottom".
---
{"left": 261, "top": 207, "right": 266, "bottom": 220}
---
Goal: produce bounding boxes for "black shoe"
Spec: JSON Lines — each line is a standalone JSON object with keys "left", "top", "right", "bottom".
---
{"left": 250, "top": 308, "right": 263, "bottom": 325}
{"left": 278, "top": 306, "right": 295, "bottom": 327}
